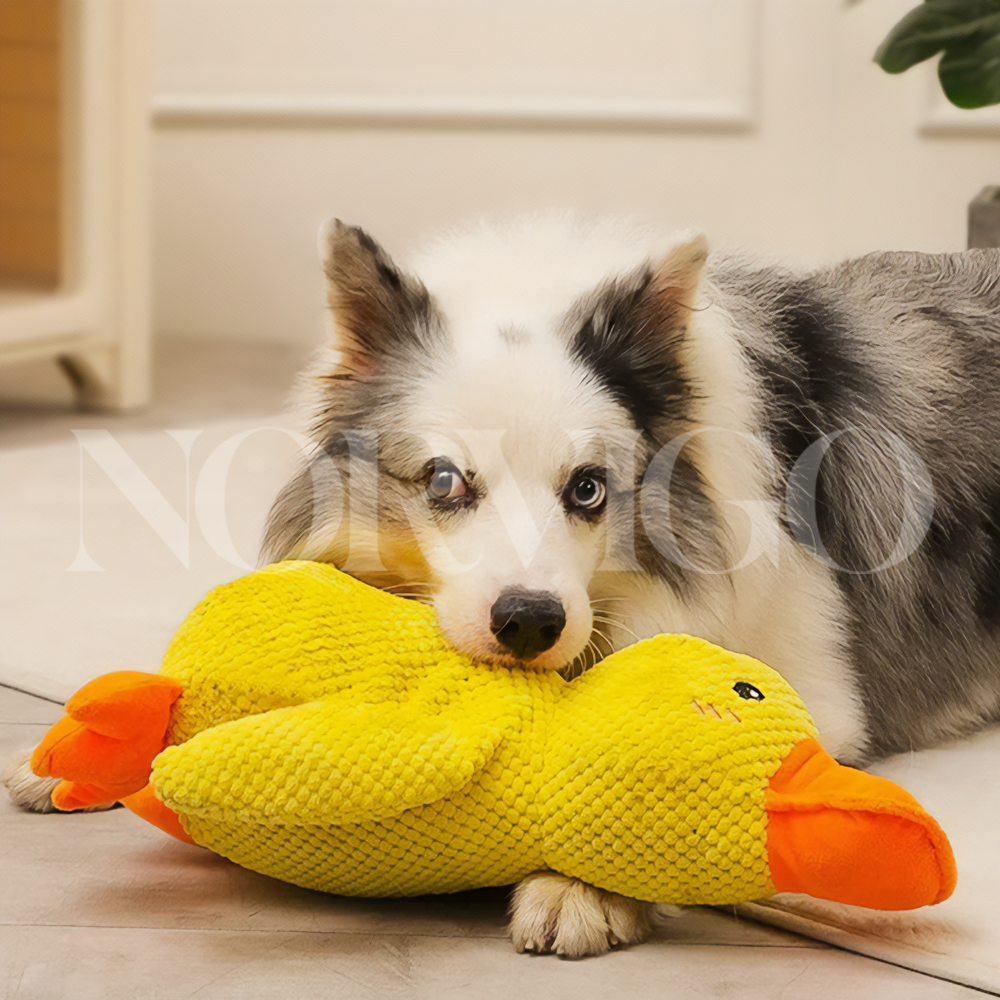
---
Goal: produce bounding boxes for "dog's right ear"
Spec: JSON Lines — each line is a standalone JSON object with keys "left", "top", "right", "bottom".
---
{"left": 319, "top": 219, "right": 435, "bottom": 375}
{"left": 650, "top": 231, "right": 709, "bottom": 310}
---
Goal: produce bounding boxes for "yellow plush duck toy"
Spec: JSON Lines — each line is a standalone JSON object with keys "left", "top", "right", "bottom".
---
{"left": 31, "top": 561, "right": 955, "bottom": 910}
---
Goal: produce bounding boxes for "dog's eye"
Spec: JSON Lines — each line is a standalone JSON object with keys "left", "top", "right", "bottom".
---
{"left": 733, "top": 682, "right": 765, "bottom": 701}
{"left": 565, "top": 472, "right": 606, "bottom": 512}
{"left": 426, "top": 462, "right": 467, "bottom": 502}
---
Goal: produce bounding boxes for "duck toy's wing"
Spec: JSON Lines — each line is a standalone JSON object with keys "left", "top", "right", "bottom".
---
{"left": 30, "top": 669, "right": 511, "bottom": 843}
{"left": 152, "top": 698, "right": 507, "bottom": 829}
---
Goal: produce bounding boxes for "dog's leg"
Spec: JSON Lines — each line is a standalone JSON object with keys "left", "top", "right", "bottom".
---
{"left": 509, "top": 871, "right": 657, "bottom": 957}
{"left": 1, "top": 748, "right": 114, "bottom": 814}
{"left": 2, "top": 748, "right": 60, "bottom": 812}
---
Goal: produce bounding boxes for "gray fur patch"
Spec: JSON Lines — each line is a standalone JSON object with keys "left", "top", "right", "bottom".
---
{"left": 713, "top": 248, "right": 1000, "bottom": 758}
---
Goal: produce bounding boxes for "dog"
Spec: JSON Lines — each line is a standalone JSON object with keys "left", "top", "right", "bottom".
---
{"left": 8, "top": 213, "right": 1000, "bottom": 957}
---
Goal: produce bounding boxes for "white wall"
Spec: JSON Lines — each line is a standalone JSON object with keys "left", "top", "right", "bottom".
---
{"left": 150, "top": 0, "right": 1000, "bottom": 344}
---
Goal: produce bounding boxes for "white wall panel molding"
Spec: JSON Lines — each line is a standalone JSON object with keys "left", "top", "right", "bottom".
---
{"left": 150, "top": 0, "right": 1000, "bottom": 346}
{"left": 152, "top": 0, "right": 758, "bottom": 132}
{"left": 153, "top": 91, "right": 755, "bottom": 131}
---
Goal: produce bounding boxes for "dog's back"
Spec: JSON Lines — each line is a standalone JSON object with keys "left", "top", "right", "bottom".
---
{"left": 713, "top": 249, "right": 1000, "bottom": 757}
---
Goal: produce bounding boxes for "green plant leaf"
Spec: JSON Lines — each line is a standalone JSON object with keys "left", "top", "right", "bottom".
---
{"left": 876, "top": 2, "right": 999, "bottom": 71}
{"left": 874, "top": 0, "right": 1000, "bottom": 107}
{"left": 939, "top": 29, "right": 1000, "bottom": 106}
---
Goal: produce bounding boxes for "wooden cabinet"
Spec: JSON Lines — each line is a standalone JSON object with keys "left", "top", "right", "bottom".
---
{"left": 0, "top": 0, "right": 150, "bottom": 410}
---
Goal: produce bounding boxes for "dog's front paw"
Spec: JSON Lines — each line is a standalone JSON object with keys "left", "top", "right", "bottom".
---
{"left": 509, "top": 872, "right": 652, "bottom": 958}
{"left": 1, "top": 748, "right": 114, "bottom": 814}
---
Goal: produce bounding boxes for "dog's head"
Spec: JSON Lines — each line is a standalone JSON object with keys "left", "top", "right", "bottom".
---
{"left": 264, "top": 215, "right": 719, "bottom": 670}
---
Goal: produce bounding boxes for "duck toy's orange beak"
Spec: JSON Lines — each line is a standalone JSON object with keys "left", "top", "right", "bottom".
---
{"left": 765, "top": 739, "right": 956, "bottom": 909}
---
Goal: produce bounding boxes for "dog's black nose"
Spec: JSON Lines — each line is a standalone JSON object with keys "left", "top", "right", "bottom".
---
{"left": 490, "top": 589, "right": 566, "bottom": 660}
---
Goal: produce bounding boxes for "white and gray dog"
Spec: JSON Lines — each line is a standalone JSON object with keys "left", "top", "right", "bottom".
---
{"left": 11, "top": 214, "right": 1000, "bottom": 957}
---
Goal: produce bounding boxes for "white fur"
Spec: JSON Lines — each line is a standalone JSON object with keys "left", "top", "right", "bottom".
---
{"left": 408, "top": 214, "right": 675, "bottom": 343}
{"left": 403, "top": 338, "right": 634, "bottom": 670}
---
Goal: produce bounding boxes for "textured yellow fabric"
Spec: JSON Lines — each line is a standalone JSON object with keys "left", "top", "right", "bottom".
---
{"left": 152, "top": 561, "right": 817, "bottom": 902}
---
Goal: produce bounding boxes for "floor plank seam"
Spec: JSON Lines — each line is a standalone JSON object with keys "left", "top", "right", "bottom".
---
{"left": 0, "top": 681, "right": 64, "bottom": 706}
{"left": 0, "top": 922, "right": 829, "bottom": 947}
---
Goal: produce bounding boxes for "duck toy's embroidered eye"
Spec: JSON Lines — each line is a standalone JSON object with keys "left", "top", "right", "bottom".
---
{"left": 733, "top": 682, "right": 765, "bottom": 701}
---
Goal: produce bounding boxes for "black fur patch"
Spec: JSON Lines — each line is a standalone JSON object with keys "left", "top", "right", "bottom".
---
{"left": 570, "top": 269, "right": 691, "bottom": 438}
{"left": 568, "top": 267, "right": 724, "bottom": 593}
{"left": 733, "top": 274, "right": 883, "bottom": 571}
{"left": 976, "top": 491, "right": 1000, "bottom": 626}
{"left": 755, "top": 283, "right": 867, "bottom": 468}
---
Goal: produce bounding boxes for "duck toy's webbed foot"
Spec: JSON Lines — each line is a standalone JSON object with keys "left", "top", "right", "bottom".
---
{"left": 29, "top": 671, "right": 191, "bottom": 841}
